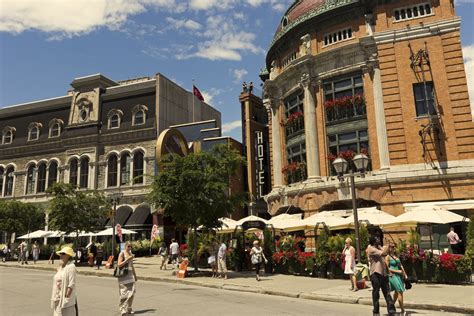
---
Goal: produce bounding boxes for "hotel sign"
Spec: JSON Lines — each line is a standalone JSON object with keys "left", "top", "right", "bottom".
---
{"left": 255, "top": 130, "right": 268, "bottom": 198}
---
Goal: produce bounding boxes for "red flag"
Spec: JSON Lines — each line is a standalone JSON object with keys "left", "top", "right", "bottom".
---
{"left": 193, "top": 85, "right": 204, "bottom": 102}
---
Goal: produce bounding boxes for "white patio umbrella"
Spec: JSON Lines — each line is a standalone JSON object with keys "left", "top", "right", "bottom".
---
{"left": 299, "top": 211, "right": 349, "bottom": 231}
{"left": 332, "top": 207, "right": 397, "bottom": 230}
{"left": 384, "top": 206, "right": 470, "bottom": 227}
{"left": 17, "top": 230, "right": 50, "bottom": 239}
{"left": 267, "top": 214, "right": 303, "bottom": 232}
{"left": 235, "top": 215, "right": 268, "bottom": 226}
{"left": 67, "top": 231, "right": 96, "bottom": 237}
{"left": 94, "top": 228, "right": 137, "bottom": 236}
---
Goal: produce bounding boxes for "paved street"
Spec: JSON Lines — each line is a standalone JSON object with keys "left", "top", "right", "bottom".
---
{"left": 0, "top": 267, "right": 468, "bottom": 316}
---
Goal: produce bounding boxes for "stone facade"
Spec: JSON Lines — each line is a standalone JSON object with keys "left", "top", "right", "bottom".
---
{"left": 0, "top": 73, "right": 221, "bottom": 239}
{"left": 260, "top": 0, "right": 474, "bottom": 218}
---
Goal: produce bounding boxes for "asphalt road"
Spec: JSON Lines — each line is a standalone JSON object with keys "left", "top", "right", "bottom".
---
{"left": 0, "top": 267, "right": 466, "bottom": 316}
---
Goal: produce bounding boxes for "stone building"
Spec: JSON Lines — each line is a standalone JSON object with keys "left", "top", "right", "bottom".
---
{"left": 259, "top": 0, "right": 474, "bottom": 225}
{"left": 0, "top": 73, "right": 220, "bottom": 239}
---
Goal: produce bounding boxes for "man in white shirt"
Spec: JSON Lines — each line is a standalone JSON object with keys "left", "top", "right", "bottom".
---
{"left": 169, "top": 239, "right": 179, "bottom": 265}
{"left": 217, "top": 241, "right": 228, "bottom": 280}
{"left": 447, "top": 227, "right": 462, "bottom": 254}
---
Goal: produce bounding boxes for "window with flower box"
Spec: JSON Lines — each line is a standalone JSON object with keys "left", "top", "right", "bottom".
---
{"left": 324, "top": 74, "right": 366, "bottom": 124}
{"left": 283, "top": 143, "right": 307, "bottom": 184}
{"left": 284, "top": 93, "right": 305, "bottom": 138}
{"left": 327, "top": 129, "right": 371, "bottom": 175}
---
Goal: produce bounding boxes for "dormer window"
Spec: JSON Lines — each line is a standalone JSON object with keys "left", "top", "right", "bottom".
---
{"left": 49, "top": 119, "right": 63, "bottom": 138}
{"left": 281, "top": 16, "right": 289, "bottom": 28}
{"left": 2, "top": 127, "right": 15, "bottom": 145}
{"left": 107, "top": 109, "right": 123, "bottom": 129}
{"left": 28, "top": 123, "right": 42, "bottom": 141}
{"left": 132, "top": 105, "right": 148, "bottom": 126}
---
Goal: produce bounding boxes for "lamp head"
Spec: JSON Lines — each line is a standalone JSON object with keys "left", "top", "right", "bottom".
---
{"left": 353, "top": 153, "right": 370, "bottom": 174}
{"left": 332, "top": 157, "right": 348, "bottom": 175}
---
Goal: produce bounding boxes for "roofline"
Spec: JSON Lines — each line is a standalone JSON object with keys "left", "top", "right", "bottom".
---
{"left": 170, "top": 119, "right": 218, "bottom": 129}
{"left": 0, "top": 95, "right": 71, "bottom": 117}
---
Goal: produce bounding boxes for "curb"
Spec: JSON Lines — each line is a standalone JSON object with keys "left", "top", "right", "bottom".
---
{"left": 2, "top": 264, "right": 473, "bottom": 314}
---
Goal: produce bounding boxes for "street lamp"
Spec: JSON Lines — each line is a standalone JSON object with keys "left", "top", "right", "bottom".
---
{"left": 109, "top": 192, "right": 123, "bottom": 263}
{"left": 332, "top": 153, "right": 370, "bottom": 263}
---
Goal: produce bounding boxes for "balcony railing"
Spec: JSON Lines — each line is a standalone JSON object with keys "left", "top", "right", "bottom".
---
{"left": 282, "top": 162, "right": 307, "bottom": 185}
{"left": 285, "top": 116, "right": 305, "bottom": 138}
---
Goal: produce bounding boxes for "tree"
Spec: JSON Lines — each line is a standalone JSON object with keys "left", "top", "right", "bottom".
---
{"left": 148, "top": 144, "right": 246, "bottom": 270}
{"left": 47, "top": 183, "right": 110, "bottom": 260}
{"left": 0, "top": 200, "right": 44, "bottom": 242}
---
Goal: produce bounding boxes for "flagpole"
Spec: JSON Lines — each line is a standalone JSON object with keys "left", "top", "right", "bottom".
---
{"left": 192, "top": 78, "right": 195, "bottom": 122}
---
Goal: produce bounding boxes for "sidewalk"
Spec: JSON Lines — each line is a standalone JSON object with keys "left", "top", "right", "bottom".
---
{"left": 2, "top": 257, "right": 473, "bottom": 314}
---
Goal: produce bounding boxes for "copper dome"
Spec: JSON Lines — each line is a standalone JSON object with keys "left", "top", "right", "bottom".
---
{"left": 275, "top": 0, "right": 326, "bottom": 34}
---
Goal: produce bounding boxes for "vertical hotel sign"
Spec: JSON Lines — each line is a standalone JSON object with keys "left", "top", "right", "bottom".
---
{"left": 255, "top": 130, "right": 267, "bottom": 198}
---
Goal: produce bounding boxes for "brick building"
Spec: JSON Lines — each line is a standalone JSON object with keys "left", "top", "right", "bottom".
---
{"left": 0, "top": 73, "right": 222, "bottom": 240}
{"left": 258, "top": 0, "right": 474, "bottom": 225}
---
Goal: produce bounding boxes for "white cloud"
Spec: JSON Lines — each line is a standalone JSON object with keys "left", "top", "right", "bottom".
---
{"left": 232, "top": 69, "right": 248, "bottom": 82}
{"left": 166, "top": 17, "right": 201, "bottom": 31}
{"left": 222, "top": 120, "right": 242, "bottom": 133}
{"left": 189, "top": 0, "right": 236, "bottom": 10}
{"left": 0, "top": 0, "right": 183, "bottom": 38}
{"left": 462, "top": 45, "right": 474, "bottom": 116}
{"left": 200, "top": 87, "right": 223, "bottom": 106}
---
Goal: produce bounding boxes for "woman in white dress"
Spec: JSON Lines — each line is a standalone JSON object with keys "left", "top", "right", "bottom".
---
{"left": 117, "top": 242, "right": 137, "bottom": 316}
{"left": 342, "top": 238, "right": 357, "bottom": 292}
{"left": 51, "top": 246, "right": 78, "bottom": 316}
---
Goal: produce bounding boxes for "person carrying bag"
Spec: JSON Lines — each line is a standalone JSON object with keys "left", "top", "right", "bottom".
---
{"left": 250, "top": 240, "right": 267, "bottom": 281}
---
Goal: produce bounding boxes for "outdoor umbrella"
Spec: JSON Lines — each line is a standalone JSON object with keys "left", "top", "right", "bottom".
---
{"left": 17, "top": 230, "right": 50, "bottom": 239}
{"left": 94, "top": 228, "right": 137, "bottom": 236}
{"left": 332, "top": 207, "right": 397, "bottom": 230}
{"left": 299, "top": 211, "right": 349, "bottom": 231}
{"left": 384, "top": 206, "right": 470, "bottom": 227}
{"left": 235, "top": 215, "right": 269, "bottom": 226}
{"left": 267, "top": 213, "right": 303, "bottom": 232}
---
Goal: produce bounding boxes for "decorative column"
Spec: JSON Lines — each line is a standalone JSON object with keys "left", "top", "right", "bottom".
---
{"left": 264, "top": 98, "right": 283, "bottom": 188}
{"left": 369, "top": 62, "right": 390, "bottom": 170}
{"left": 301, "top": 73, "right": 321, "bottom": 179}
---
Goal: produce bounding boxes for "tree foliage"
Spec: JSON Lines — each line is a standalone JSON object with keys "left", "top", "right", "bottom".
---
{"left": 47, "top": 182, "right": 111, "bottom": 235}
{"left": 0, "top": 200, "right": 44, "bottom": 240}
{"left": 148, "top": 144, "right": 246, "bottom": 229}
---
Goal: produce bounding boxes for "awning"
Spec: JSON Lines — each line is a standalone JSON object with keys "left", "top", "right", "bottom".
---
{"left": 115, "top": 206, "right": 133, "bottom": 226}
{"left": 124, "top": 207, "right": 152, "bottom": 229}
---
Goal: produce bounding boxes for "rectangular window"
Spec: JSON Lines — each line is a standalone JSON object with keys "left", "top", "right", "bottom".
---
{"left": 413, "top": 82, "right": 437, "bottom": 116}
{"left": 323, "top": 28, "right": 353, "bottom": 47}
{"left": 393, "top": 3, "right": 433, "bottom": 22}
{"left": 327, "top": 129, "right": 370, "bottom": 175}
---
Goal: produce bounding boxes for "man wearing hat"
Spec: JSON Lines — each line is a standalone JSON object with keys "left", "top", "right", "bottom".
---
{"left": 51, "top": 246, "right": 78, "bottom": 316}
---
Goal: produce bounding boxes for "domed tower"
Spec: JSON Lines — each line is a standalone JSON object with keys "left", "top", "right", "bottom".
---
{"left": 262, "top": 0, "right": 474, "bottom": 219}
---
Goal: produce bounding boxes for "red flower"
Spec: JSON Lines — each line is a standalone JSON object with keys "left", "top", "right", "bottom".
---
{"left": 327, "top": 153, "right": 337, "bottom": 161}
{"left": 324, "top": 100, "right": 336, "bottom": 108}
{"left": 272, "top": 251, "right": 285, "bottom": 264}
{"left": 439, "top": 253, "right": 462, "bottom": 272}
{"left": 339, "top": 150, "right": 354, "bottom": 160}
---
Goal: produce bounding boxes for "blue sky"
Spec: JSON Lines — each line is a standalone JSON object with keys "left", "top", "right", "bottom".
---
{"left": 0, "top": 0, "right": 473, "bottom": 142}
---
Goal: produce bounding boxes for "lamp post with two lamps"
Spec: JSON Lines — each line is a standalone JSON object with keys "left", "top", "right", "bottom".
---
{"left": 332, "top": 153, "right": 370, "bottom": 263}
{"left": 109, "top": 192, "right": 123, "bottom": 263}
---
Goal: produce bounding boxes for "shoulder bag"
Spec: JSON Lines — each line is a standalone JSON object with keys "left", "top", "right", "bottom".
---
{"left": 113, "top": 253, "right": 129, "bottom": 277}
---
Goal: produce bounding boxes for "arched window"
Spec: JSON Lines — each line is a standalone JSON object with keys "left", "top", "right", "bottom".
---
{"left": 107, "top": 109, "right": 123, "bottom": 129}
{"left": 69, "top": 158, "right": 78, "bottom": 186}
{"left": 134, "top": 110, "right": 145, "bottom": 125}
{"left": 4, "top": 166, "right": 14, "bottom": 196}
{"left": 120, "top": 153, "right": 131, "bottom": 186}
{"left": 28, "top": 123, "right": 42, "bottom": 141}
{"left": 49, "top": 121, "right": 62, "bottom": 138}
{"left": 36, "top": 163, "right": 47, "bottom": 193}
{"left": 2, "top": 127, "right": 15, "bottom": 145}
{"left": 132, "top": 105, "right": 148, "bottom": 126}
{"left": 133, "top": 151, "right": 144, "bottom": 184}
{"left": 79, "top": 157, "right": 89, "bottom": 189}
{"left": 0, "top": 167, "right": 4, "bottom": 196}
{"left": 48, "top": 161, "right": 58, "bottom": 188}
{"left": 107, "top": 154, "right": 118, "bottom": 187}
{"left": 26, "top": 164, "right": 36, "bottom": 195}
{"left": 109, "top": 114, "right": 120, "bottom": 129}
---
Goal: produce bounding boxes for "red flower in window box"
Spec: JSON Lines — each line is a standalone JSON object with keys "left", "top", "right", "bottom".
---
{"left": 324, "top": 100, "right": 336, "bottom": 108}
{"left": 339, "top": 150, "right": 355, "bottom": 160}
{"left": 327, "top": 153, "right": 337, "bottom": 161}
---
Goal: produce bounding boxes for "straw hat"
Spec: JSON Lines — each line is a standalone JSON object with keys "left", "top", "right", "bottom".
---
{"left": 56, "top": 246, "right": 75, "bottom": 258}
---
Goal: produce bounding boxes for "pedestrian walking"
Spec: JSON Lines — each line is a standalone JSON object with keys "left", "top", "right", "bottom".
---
{"left": 367, "top": 236, "right": 396, "bottom": 316}
{"left": 18, "top": 241, "right": 28, "bottom": 264}
{"left": 250, "top": 240, "right": 267, "bottom": 281}
{"left": 169, "top": 239, "right": 179, "bottom": 267}
{"left": 158, "top": 242, "right": 168, "bottom": 270}
{"left": 217, "top": 240, "right": 228, "bottom": 280}
{"left": 117, "top": 241, "right": 137, "bottom": 316}
{"left": 447, "top": 227, "right": 462, "bottom": 254}
{"left": 386, "top": 243, "right": 407, "bottom": 314}
{"left": 342, "top": 237, "right": 358, "bottom": 291}
{"left": 208, "top": 239, "right": 218, "bottom": 278}
{"left": 32, "top": 241, "right": 40, "bottom": 263}
{"left": 88, "top": 243, "right": 97, "bottom": 267}
{"left": 1, "top": 243, "right": 10, "bottom": 262}
{"left": 95, "top": 245, "right": 104, "bottom": 270}
{"left": 51, "top": 246, "right": 78, "bottom": 316}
